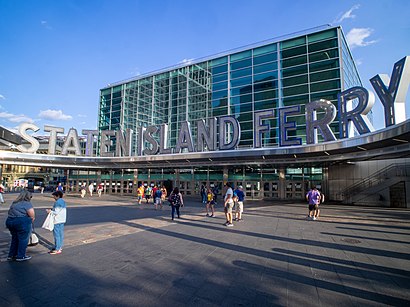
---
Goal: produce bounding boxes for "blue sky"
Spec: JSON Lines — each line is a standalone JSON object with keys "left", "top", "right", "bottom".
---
{"left": 0, "top": 0, "right": 409, "bottom": 135}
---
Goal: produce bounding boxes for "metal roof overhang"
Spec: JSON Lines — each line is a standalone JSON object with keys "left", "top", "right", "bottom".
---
{"left": 0, "top": 119, "right": 409, "bottom": 170}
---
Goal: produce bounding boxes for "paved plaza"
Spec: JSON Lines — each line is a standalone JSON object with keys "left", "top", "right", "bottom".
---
{"left": 0, "top": 192, "right": 409, "bottom": 306}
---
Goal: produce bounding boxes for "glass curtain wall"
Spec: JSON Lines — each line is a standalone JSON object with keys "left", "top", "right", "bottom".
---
{"left": 99, "top": 27, "right": 361, "bottom": 154}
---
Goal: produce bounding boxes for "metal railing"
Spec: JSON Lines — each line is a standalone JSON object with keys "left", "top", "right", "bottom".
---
{"left": 340, "top": 163, "right": 410, "bottom": 202}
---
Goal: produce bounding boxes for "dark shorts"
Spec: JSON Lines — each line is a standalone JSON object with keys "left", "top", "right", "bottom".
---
{"left": 309, "top": 204, "right": 317, "bottom": 211}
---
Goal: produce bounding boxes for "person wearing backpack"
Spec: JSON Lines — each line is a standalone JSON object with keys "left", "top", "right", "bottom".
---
{"left": 168, "top": 187, "right": 184, "bottom": 221}
{"left": 154, "top": 186, "right": 163, "bottom": 210}
{"left": 306, "top": 186, "right": 321, "bottom": 220}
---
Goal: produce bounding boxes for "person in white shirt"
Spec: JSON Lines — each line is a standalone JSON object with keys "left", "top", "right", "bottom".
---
{"left": 224, "top": 183, "right": 234, "bottom": 227}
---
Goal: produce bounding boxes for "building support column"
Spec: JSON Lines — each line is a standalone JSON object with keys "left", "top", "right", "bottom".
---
{"left": 133, "top": 169, "right": 138, "bottom": 194}
{"left": 278, "top": 168, "right": 286, "bottom": 199}
{"left": 65, "top": 169, "right": 70, "bottom": 193}
{"left": 109, "top": 170, "right": 113, "bottom": 195}
{"left": 223, "top": 167, "right": 228, "bottom": 185}
{"left": 120, "top": 169, "right": 124, "bottom": 196}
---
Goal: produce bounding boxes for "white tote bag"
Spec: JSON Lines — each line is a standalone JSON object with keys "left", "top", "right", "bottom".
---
{"left": 42, "top": 212, "right": 54, "bottom": 231}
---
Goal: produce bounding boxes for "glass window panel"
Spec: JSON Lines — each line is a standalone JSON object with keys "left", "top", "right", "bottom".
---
{"left": 253, "top": 43, "right": 277, "bottom": 56}
{"left": 212, "top": 106, "right": 228, "bottom": 117}
{"left": 310, "top": 90, "right": 338, "bottom": 101}
{"left": 230, "top": 67, "right": 252, "bottom": 79}
{"left": 282, "top": 75, "right": 308, "bottom": 87}
{"left": 283, "top": 94, "right": 309, "bottom": 105}
{"left": 212, "top": 73, "right": 228, "bottom": 83}
{"left": 231, "top": 94, "right": 252, "bottom": 105}
{"left": 237, "top": 112, "right": 253, "bottom": 121}
{"left": 308, "top": 49, "right": 339, "bottom": 62}
{"left": 231, "top": 50, "right": 252, "bottom": 62}
{"left": 253, "top": 52, "right": 277, "bottom": 65}
{"left": 253, "top": 62, "right": 278, "bottom": 74}
{"left": 230, "top": 76, "right": 252, "bottom": 88}
{"left": 254, "top": 90, "right": 277, "bottom": 101}
{"left": 254, "top": 80, "right": 277, "bottom": 92}
{"left": 281, "top": 36, "right": 306, "bottom": 49}
{"left": 212, "top": 81, "right": 228, "bottom": 91}
{"left": 310, "top": 69, "right": 340, "bottom": 82}
{"left": 230, "top": 85, "right": 252, "bottom": 96}
{"left": 281, "top": 45, "right": 307, "bottom": 59}
{"left": 282, "top": 84, "right": 309, "bottom": 97}
{"left": 281, "top": 55, "right": 307, "bottom": 68}
{"left": 210, "top": 56, "right": 228, "bottom": 67}
{"left": 308, "top": 39, "right": 338, "bottom": 53}
{"left": 212, "top": 97, "right": 228, "bottom": 108}
{"left": 282, "top": 65, "right": 308, "bottom": 78}
{"left": 309, "top": 59, "right": 339, "bottom": 73}
{"left": 254, "top": 99, "right": 277, "bottom": 110}
{"left": 212, "top": 90, "right": 228, "bottom": 100}
{"left": 231, "top": 102, "right": 253, "bottom": 114}
{"left": 211, "top": 64, "right": 228, "bottom": 75}
{"left": 230, "top": 58, "right": 252, "bottom": 70}
{"left": 308, "top": 29, "right": 337, "bottom": 43}
{"left": 310, "top": 80, "right": 341, "bottom": 93}
{"left": 254, "top": 71, "right": 278, "bottom": 83}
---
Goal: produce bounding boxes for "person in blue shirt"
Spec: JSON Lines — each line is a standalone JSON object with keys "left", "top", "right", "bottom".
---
{"left": 47, "top": 191, "right": 67, "bottom": 254}
{"left": 233, "top": 185, "right": 245, "bottom": 222}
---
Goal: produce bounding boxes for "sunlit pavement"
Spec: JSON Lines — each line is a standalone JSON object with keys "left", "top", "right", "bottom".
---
{"left": 1, "top": 192, "right": 409, "bottom": 306}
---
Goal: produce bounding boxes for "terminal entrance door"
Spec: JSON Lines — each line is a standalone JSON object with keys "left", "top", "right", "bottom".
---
{"left": 285, "top": 181, "right": 306, "bottom": 200}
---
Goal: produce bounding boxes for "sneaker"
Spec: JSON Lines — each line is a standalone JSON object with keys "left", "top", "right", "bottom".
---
{"left": 7, "top": 256, "right": 16, "bottom": 261}
{"left": 210, "top": 214, "right": 214, "bottom": 217}
{"left": 313, "top": 217, "right": 317, "bottom": 221}
{"left": 206, "top": 214, "right": 210, "bottom": 217}
{"left": 16, "top": 256, "right": 32, "bottom": 262}
{"left": 223, "top": 221, "right": 229, "bottom": 226}
{"left": 227, "top": 223, "right": 234, "bottom": 227}
{"left": 49, "top": 249, "right": 62, "bottom": 255}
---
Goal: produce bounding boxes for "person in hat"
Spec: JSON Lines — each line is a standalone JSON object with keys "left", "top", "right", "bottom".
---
{"left": 234, "top": 185, "right": 245, "bottom": 221}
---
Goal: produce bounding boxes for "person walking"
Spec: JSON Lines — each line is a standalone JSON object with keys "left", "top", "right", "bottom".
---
{"left": 306, "top": 186, "right": 321, "bottom": 220}
{"left": 154, "top": 187, "right": 163, "bottom": 210}
{"left": 47, "top": 191, "right": 67, "bottom": 255}
{"left": 80, "top": 184, "right": 86, "bottom": 198}
{"left": 224, "top": 183, "right": 234, "bottom": 227}
{"left": 206, "top": 187, "right": 215, "bottom": 217}
{"left": 234, "top": 185, "right": 245, "bottom": 221}
{"left": 200, "top": 184, "right": 207, "bottom": 204}
{"left": 0, "top": 184, "right": 5, "bottom": 204}
{"left": 169, "top": 187, "right": 184, "bottom": 221}
{"left": 88, "top": 182, "right": 94, "bottom": 196}
{"left": 97, "top": 183, "right": 103, "bottom": 197}
{"left": 5, "top": 190, "right": 35, "bottom": 261}
{"left": 56, "top": 182, "right": 64, "bottom": 192}
{"left": 137, "top": 184, "right": 144, "bottom": 205}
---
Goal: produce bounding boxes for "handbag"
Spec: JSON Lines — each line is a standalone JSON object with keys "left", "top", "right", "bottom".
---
{"left": 28, "top": 233, "right": 39, "bottom": 246}
{"left": 42, "top": 212, "right": 54, "bottom": 231}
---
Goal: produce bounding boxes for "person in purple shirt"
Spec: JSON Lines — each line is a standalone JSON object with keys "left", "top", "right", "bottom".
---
{"left": 306, "top": 186, "right": 322, "bottom": 220}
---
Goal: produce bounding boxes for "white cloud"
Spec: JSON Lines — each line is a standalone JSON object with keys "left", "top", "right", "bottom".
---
{"left": 0, "top": 94, "right": 5, "bottom": 100}
{"left": 77, "top": 114, "right": 87, "bottom": 118}
{"left": 38, "top": 109, "right": 72, "bottom": 121}
{"left": 335, "top": 4, "right": 360, "bottom": 23}
{"left": 355, "top": 58, "right": 363, "bottom": 66}
{"left": 346, "top": 28, "right": 377, "bottom": 49}
{"left": 41, "top": 20, "right": 52, "bottom": 30}
{"left": 0, "top": 111, "right": 34, "bottom": 123}
{"left": 180, "top": 58, "right": 194, "bottom": 65}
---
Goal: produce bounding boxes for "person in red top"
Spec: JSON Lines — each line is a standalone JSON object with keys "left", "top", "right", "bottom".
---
{"left": 0, "top": 184, "right": 5, "bottom": 204}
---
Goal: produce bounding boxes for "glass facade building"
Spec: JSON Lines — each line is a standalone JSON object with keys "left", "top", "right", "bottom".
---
{"left": 96, "top": 25, "right": 363, "bottom": 199}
